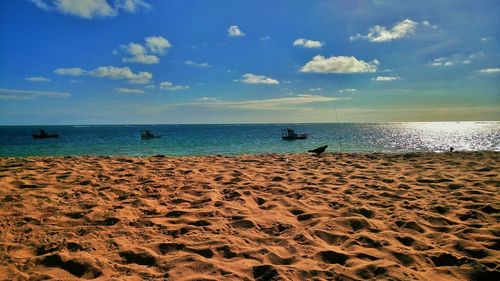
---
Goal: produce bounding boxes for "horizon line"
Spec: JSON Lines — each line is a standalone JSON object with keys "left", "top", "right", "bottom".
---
{"left": 1, "top": 120, "right": 498, "bottom": 127}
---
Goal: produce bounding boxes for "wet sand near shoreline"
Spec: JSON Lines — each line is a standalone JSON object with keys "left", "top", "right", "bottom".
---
{"left": 0, "top": 152, "right": 498, "bottom": 280}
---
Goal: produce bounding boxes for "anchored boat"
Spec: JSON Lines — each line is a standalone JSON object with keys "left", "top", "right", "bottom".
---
{"left": 32, "top": 129, "right": 59, "bottom": 139}
{"left": 282, "top": 128, "right": 307, "bottom": 140}
{"left": 141, "top": 130, "right": 160, "bottom": 139}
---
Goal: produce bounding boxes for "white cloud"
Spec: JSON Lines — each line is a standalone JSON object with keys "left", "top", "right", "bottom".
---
{"left": 24, "top": 76, "right": 51, "bottom": 82}
{"left": 308, "top": 88, "right": 322, "bottom": 92}
{"left": 30, "top": 0, "right": 50, "bottom": 10}
{"left": 293, "top": 38, "right": 324, "bottom": 48}
{"left": 54, "top": 67, "right": 86, "bottom": 76}
{"left": 189, "top": 95, "right": 341, "bottom": 110}
{"left": 338, "top": 88, "right": 357, "bottom": 93}
{"left": 196, "top": 97, "right": 220, "bottom": 102}
{"left": 144, "top": 84, "right": 156, "bottom": 89}
{"left": 115, "top": 88, "right": 145, "bottom": 94}
{"left": 431, "top": 57, "right": 455, "bottom": 67}
{"left": 90, "top": 66, "right": 152, "bottom": 84}
{"left": 29, "top": 0, "right": 151, "bottom": 19}
{"left": 120, "top": 36, "right": 170, "bottom": 64}
{"left": 468, "top": 52, "right": 485, "bottom": 59}
{"left": 123, "top": 42, "right": 146, "bottom": 56}
{"left": 115, "top": 0, "right": 151, "bottom": 13}
{"left": 228, "top": 25, "right": 245, "bottom": 37}
{"left": 372, "top": 76, "right": 400, "bottom": 81}
{"left": 479, "top": 68, "right": 500, "bottom": 74}
{"left": 0, "top": 88, "right": 70, "bottom": 100}
{"left": 350, "top": 19, "right": 418, "bottom": 42}
{"left": 260, "top": 35, "right": 270, "bottom": 40}
{"left": 121, "top": 42, "right": 159, "bottom": 64}
{"left": 56, "top": 0, "right": 115, "bottom": 19}
{"left": 159, "top": 81, "right": 189, "bottom": 91}
{"left": 422, "top": 20, "right": 437, "bottom": 29}
{"left": 300, "top": 55, "right": 379, "bottom": 73}
{"left": 145, "top": 36, "right": 171, "bottom": 54}
{"left": 185, "top": 60, "right": 212, "bottom": 68}
{"left": 430, "top": 52, "right": 485, "bottom": 67}
{"left": 237, "top": 73, "right": 279, "bottom": 85}
{"left": 54, "top": 65, "right": 151, "bottom": 84}
{"left": 481, "top": 37, "right": 493, "bottom": 42}
{"left": 123, "top": 54, "right": 159, "bottom": 64}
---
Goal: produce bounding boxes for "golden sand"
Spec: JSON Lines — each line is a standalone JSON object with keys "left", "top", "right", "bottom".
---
{"left": 0, "top": 152, "right": 498, "bottom": 280}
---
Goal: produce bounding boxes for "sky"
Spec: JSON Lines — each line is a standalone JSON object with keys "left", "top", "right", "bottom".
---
{"left": 0, "top": 0, "right": 499, "bottom": 125}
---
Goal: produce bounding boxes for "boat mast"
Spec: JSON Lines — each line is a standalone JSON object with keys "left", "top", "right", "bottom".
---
{"left": 334, "top": 105, "right": 343, "bottom": 152}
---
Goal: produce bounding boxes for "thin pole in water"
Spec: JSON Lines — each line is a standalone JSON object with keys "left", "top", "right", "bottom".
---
{"left": 334, "top": 105, "right": 343, "bottom": 152}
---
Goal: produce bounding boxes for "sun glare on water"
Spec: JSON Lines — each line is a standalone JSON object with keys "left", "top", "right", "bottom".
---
{"left": 401, "top": 122, "right": 499, "bottom": 152}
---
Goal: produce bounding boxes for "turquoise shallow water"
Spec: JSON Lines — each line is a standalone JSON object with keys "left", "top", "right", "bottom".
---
{"left": 0, "top": 122, "right": 498, "bottom": 157}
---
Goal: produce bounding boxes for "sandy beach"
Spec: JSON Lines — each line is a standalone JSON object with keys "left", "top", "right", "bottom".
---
{"left": 0, "top": 152, "right": 498, "bottom": 280}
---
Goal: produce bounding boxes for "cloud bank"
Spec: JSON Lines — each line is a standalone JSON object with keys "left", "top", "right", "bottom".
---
{"left": 479, "top": 68, "right": 500, "bottom": 74}
{"left": 0, "top": 88, "right": 70, "bottom": 100}
{"left": 192, "top": 95, "right": 342, "bottom": 110}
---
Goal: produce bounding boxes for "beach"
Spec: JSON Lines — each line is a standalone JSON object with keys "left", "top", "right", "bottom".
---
{"left": 0, "top": 152, "right": 498, "bottom": 280}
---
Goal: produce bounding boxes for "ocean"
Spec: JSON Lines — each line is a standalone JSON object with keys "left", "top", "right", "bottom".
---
{"left": 0, "top": 122, "right": 498, "bottom": 157}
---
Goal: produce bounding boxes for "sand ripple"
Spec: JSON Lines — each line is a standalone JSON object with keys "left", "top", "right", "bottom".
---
{"left": 0, "top": 152, "right": 499, "bottom": 280}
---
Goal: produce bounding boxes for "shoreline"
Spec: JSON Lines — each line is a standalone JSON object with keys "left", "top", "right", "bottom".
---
{"left": 1, "top": 151, "right": 498, "bottom": 280}
{"left": 2, "top": 150, "right": 499, "bottom": 159}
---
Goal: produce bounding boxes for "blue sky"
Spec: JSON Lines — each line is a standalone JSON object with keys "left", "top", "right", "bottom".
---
{"left": 0, "top": 0, "right": 499, "bottom": 124}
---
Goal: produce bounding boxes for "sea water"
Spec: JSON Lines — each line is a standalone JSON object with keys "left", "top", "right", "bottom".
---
{"left": 0, "top": 122, "right": 498, "bottom": 157}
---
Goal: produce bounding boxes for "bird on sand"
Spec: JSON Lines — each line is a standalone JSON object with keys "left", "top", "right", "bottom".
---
{"left": 308, "top": 145, "right": 328, "bottom": 156}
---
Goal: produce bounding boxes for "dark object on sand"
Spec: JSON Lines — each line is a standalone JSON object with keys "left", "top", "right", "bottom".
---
{"left": 308, "top": 145, "right": 328, "bottom": 156}
{"left": 282, "top": 128, "right": 307, "bottom": 140}
{"left": 141, "top": 130, "right": 160, "bottom": 139}
{"left": 449, "top": 147, "right": 454, "bottom": 152}
{"left": 32, "top": 129, "right": 59, "bottom": 139}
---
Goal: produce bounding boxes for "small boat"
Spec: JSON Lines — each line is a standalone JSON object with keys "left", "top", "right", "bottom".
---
{"left": 141, "top": 130, "right": 160, "bottom": 139}
{"left": 282, "top": 128, "right": 307, "bottom": 140}
{"left": 32, "top": 129, "right": 59, "bottom": 139}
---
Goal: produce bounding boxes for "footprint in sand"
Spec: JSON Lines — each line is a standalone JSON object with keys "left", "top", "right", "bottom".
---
{"left": 40, "top": 254, "right": 102, "bottom": 279}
